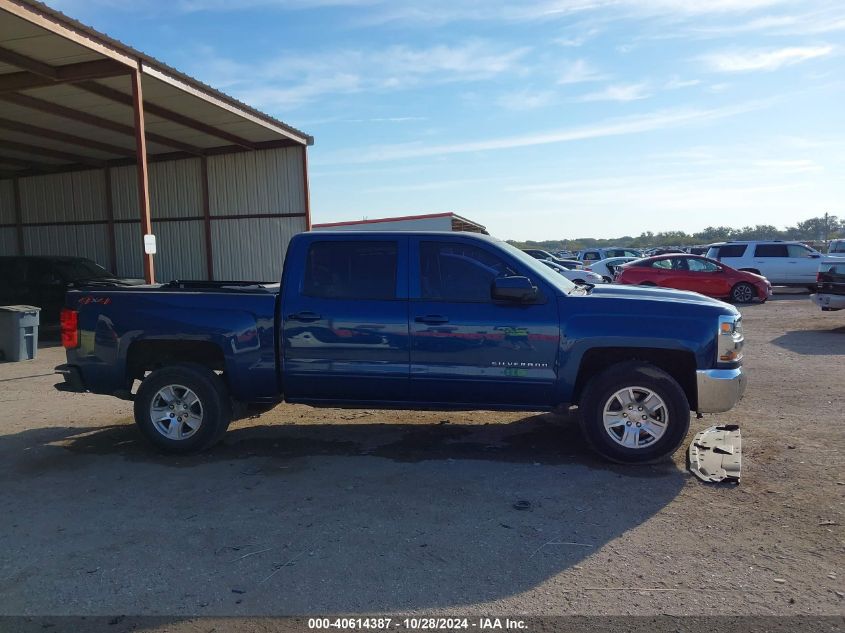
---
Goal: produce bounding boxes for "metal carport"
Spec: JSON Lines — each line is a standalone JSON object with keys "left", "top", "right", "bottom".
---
{"left": 0, "top": 0, "right": 314, "bottom": 283}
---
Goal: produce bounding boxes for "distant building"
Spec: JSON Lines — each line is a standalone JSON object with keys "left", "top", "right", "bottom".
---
{"left": 312, "top": 212, "right": 488, "bottom": 234}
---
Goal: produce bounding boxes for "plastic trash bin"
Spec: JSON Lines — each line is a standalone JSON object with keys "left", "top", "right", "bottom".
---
{"left": 0, "top": 305, "right": 40, "bottom": 362}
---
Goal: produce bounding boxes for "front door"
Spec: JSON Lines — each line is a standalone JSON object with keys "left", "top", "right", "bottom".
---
{"left": 409, "top": 238, "right": 560, "bottom": 407}
{"left": 281, "top": 237, "right": 410, "bottom": 404}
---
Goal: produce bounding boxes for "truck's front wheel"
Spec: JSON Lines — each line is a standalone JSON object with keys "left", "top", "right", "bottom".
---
{"left": 578, "top": 362, "right": 690, "bottom": 463}
{"left": 134, "top": 364, "right": 231, "bottom": 454}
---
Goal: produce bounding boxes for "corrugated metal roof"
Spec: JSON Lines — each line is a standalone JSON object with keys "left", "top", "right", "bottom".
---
{"left": 0, "top": 0, "right": 313, "bottom": 177}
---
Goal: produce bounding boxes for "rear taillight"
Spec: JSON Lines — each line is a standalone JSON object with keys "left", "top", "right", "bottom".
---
{"left": 60, "top": 308, "right": 79, "bottom": 349}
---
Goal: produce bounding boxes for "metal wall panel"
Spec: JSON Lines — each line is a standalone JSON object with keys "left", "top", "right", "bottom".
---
{"left": 110, "top": 159, "right": 203, "bottom": 221}
{"left": 150, "top": 159, "right": 203, "bottom": 219}
{"left": 211, "top": 216, "right": 305, "bottom": 281}
{"left": 0, "top": 227, "right": 18, "bottom": 255}
{"left": 22, "top": 224, "right": 109, "bottom": 267}
{"left": 208, "top": 147, "right": 305, "bottom": 216}
{"left": 19, "top": 170, "right": 107, "bottom": 223}
{"left": 313, "top": 217, "right": 453, "bottom": 232}
{"left": 114, "top": 222, "right": 144, "bottom": 278}
{"left": 110, "top": 165, "right": 137, "bottom": 221}
{"left": 0, "top": 180, "right": 14, "bottom": 225}
{"left": 150, "top": 220, "right": 206, "bottom": 281}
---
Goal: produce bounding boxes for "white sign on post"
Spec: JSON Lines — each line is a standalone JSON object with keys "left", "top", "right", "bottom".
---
{"left": 143, "top": 234, "right": 157, "bottom": 255}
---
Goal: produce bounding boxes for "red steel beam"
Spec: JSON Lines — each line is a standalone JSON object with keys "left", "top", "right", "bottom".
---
{"left": 0, "top": 93, "right": 205, "bottom": 155}
{"left": 302, "top": 146, "right": 312, "bottom": 231}
{"left": 131, "top": 71, "right": 155, "bottom": 284}
{"left": 200, "top": 156, "right": 214, "bottom": 280}
{"left": 104, "top": 167, "right": 117, "bottom": 274}
{"left": 78, "top": 81, "right": 257, "bottom": 150}
{"left": 0, "top": 117, "right": 132, "bottom": 156}
{"left": 0, "top": 59, "right": 129, "bottom": 93}
{"left": 0, "top": 139, "right": 105, "bottom": 166}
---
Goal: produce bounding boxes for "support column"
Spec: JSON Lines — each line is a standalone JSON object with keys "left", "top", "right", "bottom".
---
{"left": 131, "top": 69, "right": 155, "bottom": 283}
{"left": 104, "top": 167, "right": 117, "bottom": 273}
{"left": 12, "top": 177, "right": 23, "bottom": 255}
{"left": 201, "top": 156, "right": 214, "bottom": 280}
{"left": 302, "top": 146, "right": 311, "bottom": 231}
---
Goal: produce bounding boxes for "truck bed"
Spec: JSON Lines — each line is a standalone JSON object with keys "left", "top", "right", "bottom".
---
{"left": 64, "top": 281, "right": 281, "bottom": 402}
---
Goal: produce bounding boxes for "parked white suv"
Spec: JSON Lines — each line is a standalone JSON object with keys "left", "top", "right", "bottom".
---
{"left": 706, "top": 241, "right": 825, "bottom": 288}
{"left": 828, "top": 239, "right": 845, "bottom": 255}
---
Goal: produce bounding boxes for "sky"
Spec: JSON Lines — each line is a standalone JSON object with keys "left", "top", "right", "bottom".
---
{"left": 47, "top": 0, "right": 845, "bottom": 240}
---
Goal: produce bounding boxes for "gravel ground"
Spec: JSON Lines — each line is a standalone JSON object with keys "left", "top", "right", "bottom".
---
{"left": 0, "top": 291, "right": 842, "bottom": 625}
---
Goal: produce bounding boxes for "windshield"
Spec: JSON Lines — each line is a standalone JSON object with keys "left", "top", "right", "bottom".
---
{"left": 54, "top": 259, "right": 113, "bottom": 281}
{"left": 496, "top": 239, "right": 577, "bottom": 293}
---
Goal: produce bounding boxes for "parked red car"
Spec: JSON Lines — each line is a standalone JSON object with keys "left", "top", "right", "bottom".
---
{"left": 616, "top": 254, "right": 771, "bottom": 303}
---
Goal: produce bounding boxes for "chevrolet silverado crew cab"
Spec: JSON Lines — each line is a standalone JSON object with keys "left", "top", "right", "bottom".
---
{"left": 56, "top": 232, "right": 747, "bottom": 464}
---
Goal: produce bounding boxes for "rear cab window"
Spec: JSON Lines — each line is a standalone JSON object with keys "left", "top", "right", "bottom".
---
{"left": 303, "top": 241, "right": 398, "bottom": 300}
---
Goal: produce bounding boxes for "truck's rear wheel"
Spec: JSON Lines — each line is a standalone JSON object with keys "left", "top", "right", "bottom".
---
{"left": 578, "top": 361, "right": 690, "bottom": 463}
{"left": 134, "top": 364, "right": 231, "bottom": 454}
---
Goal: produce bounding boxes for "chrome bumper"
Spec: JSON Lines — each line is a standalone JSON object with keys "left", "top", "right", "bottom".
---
{"left": 696, "top": 368, "right": 747, "bottom": 414}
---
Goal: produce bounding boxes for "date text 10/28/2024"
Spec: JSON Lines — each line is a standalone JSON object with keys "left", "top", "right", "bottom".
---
{"left": 308, "top": 618, "right": 527, "bottom": 630}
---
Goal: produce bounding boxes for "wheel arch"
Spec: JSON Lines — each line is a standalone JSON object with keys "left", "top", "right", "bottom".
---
{"left": 572, "top": 347, "right": 698, "bottom": 410}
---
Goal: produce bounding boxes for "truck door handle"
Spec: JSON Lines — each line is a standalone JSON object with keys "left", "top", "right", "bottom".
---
{"left": 288, "top": 311, "right": 322, "bottom": 322}
{"left": 415, "top": 314, "right": 449, "bottom": 325}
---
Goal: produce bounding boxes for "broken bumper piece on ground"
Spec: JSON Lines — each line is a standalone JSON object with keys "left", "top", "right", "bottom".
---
{"left": 688, "top": 424, "right": 742, "bottom": 484}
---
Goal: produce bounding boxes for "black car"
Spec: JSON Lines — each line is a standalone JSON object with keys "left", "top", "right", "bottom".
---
{"left": 0, "top": 256, "right": 144, "bottom": 324}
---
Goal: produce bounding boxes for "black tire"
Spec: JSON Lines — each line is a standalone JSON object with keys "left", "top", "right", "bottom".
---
{"left": 573, "top": 278, "right": 585, "bottom": 285}
{"left": 730, "top": 282, "right": 756, "bottom": 304}
{"left": 578, "top": 361, "right": 690, "bottom": 464}
{"left": 134, "top": 363, "right": 232, "bottom": 454}
{"left": 602, "top": 276, "right": 613, "bottom": 283}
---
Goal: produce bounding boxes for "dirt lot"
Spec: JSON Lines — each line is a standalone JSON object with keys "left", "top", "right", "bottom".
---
{"left": 0, "top": 291, "right": 843, "bottom": 624}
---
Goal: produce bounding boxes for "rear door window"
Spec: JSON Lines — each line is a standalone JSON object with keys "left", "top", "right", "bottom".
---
{"left": 754, "top": 244, "right": 789, "bottom": 258}
{"left": 687, "top": 258, "right": 719, "bottom": 272}
{"left": 303, "top": 241, "right": 398, "bottom": 300}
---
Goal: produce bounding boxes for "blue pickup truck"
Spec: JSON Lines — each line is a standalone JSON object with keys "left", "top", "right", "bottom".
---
{"left": 56, "top": 231, "right": 746, "bottom": 463}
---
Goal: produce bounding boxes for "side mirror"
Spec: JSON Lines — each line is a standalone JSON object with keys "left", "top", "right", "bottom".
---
{"left": 810, "top": 253, "right": 821, "bottom": 258}
{"left": 491, "top": 276, "right": 537, "bottom": 302}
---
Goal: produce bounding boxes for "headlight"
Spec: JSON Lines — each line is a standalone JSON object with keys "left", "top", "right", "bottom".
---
{"left": 718, "top": 314, "right": 743, "bottom": 363}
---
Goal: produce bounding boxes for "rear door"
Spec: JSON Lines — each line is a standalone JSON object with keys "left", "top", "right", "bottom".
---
{"left": 408, "top": 237, "right": 560, "bottom": 406}
{"left": 281, "top": 236, "right": 410, "bottom": 403}
{"left": 753, "top": 244, "right": 789, "bottom": 283}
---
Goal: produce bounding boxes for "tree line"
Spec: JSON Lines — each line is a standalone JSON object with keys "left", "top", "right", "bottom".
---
{"left": 508, "top": 213, "right": 842, "bottom": 252}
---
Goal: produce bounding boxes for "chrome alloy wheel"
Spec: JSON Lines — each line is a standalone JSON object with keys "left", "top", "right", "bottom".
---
{"left": 602, "top": 386, "right": 669, "bottom": 449}
{"left": 149, "top": 384, "right": 203, "bottom": 440}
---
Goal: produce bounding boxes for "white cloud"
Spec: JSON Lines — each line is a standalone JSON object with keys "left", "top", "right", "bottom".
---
{"left": 555, "top": 28, "right": 601, "bottom": 47}
{"left": 664, "top": 76, "right": 701, "bottom": 89}
{"left": 578, "top": 82, "right": 651, "bottom": 102}
{"left": 700, "top": 45, "right": 835, "bottom": 73}
{"left": 319, "top": 101, "right": 767, "bottom": 164}
{"left": 557, "top": 59, "right": 609, "bottom": 85}
{"left": 191, "top": 41, "right": 531, "bottom": 109}
{"left": 497, "top": 90, "right": 556, "bottom": 110}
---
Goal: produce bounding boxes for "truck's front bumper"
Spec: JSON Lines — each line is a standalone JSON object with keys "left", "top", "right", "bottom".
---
{"left": 696, "top": 367, "right": 747, "bottom": 414}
